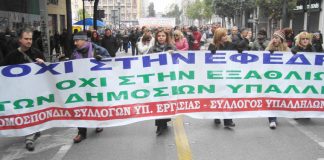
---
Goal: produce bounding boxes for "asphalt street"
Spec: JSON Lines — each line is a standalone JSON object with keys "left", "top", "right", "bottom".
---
{"left": 0, "top": 117, "right": 324, "bottom": 160}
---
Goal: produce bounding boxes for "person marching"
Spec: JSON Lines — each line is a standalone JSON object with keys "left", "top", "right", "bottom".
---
{"left": 71, "top": 31, "right": 111, "bottom": 143}
{"left": 265, "top": 30, "right": 290, "bottom": 129}
{"left": 147, "top": 29, "right": 177, "bottom": 136}
{"left": 208, "top": 27, "right": 236, "bottom": 128}
{"left": 1, "top": 28, "right": 45, "bottom": 151}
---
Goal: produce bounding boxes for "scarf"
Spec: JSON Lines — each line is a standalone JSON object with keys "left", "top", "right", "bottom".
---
{"left": 73, "top": 42, "right": 93, "bottom": 59}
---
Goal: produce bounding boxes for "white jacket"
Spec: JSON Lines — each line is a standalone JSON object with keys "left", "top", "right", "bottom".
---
{"left": 137, "top": 37, "right": 155, "bottom": 55}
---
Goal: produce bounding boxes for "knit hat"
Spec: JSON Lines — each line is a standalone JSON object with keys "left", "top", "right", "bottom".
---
{"left": 273, "top": 30, "right": 286, "bottom": 41}
{"left": 73, "top": 31, "right": 88, "bottom": 40}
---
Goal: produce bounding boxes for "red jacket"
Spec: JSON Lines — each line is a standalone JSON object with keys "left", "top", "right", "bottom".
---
{"left": 192, "top": 31, "right": 202, "bottom": 50}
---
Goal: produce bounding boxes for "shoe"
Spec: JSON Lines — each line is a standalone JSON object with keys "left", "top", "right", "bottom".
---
{"left": 156, "top": 126, "right": 163, "bottom": 136}
{"left": 95, "top": 128, "right": 103, "bottom": 133}
{"left": 269, "top": 121, "right": 277, "bottom": 129}
{"left": 224, "top": 122, "right": 235, "bottom": 128}
{"left": 73, "top": 134, "right": 86, "bottom": 143}
{"left": 214, "top": 119, "right": 221, "bottom": 125}
{"left": 33, "top": 132, "right": 41, "bottom": 140}
{"left": 25, "top": 142, "right": 35, "bottom": 151}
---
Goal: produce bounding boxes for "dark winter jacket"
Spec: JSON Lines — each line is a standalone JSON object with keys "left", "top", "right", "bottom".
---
{"left": 148, "top": 43, "right": 177, "bottom": 54}
{"left": 101, "top": 35, "right": 118, "bottom": 57}
{"left": 1, "top": 47, "right": 45, "bottom": 66}
{"left": 312, "top": 39, "right": 323, "bottom": 52}
{"left": 291, "top": 44, "right": 316, "bottom": 54}
{"left": 208, "top": 42, "right": 236, "bottom": 54}
{"left": 235, "top": 34, "right": 250, "bottom": 52}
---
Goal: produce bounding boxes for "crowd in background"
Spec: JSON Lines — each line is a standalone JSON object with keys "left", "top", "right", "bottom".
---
{"left": 0, "top": 23, "right": 323, "bottom": 64}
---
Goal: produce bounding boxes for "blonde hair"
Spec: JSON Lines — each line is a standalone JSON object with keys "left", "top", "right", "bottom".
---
{"left": 173, "top": 30, "right": 184, "bottom": 40}
{"left": 295, "top": 32, "right": 312, "bottom": 47}
{"left": 212, "top": 28, "right": 230, "bottom": 48}
{"left": 265, "top": 39, "right": 289, "bottom": 52}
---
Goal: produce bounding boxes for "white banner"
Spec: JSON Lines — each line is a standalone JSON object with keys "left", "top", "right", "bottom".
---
{"left": 0, "top": 51, "right": 324, "bottom": 137}
{"left": 138, "top": 18, "right": 176, "bottom": 27}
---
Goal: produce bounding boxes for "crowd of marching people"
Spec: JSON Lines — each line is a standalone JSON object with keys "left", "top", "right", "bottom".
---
{"left": 0, "top": 23, "right": 323, "bottom": 151}
{"left": 1, "top": 24, "right": 322, "bottom": 64}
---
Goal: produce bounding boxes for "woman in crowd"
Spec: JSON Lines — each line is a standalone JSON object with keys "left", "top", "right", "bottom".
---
{"left": 148, "top": 29, "right": 177, "bottom": 136}
{"left": 137, "top": 34, "right": 154, "bottom": 55}
{"left": 291, "top": 31, "right": 316, "bottom": 53}
{"left": 265, "top": 30, "right": 290, "bottom": 129}
{"left": 312, "top": 32, "right": 324, "bottom": 52}
{"left": 174, "top": 30, "right": 189, "bottom": 51}
{"left": 164, "top": 27, "right": 175, "bottom": 45}
{"left": 208, "top": 27, "right": 236, "bottom": 128}
{"left": 91, "top": 31, "right": 101, "bottom": 45}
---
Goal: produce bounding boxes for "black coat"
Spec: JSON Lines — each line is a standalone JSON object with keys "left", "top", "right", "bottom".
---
{"left": 129, "top": 31, "right": 140, "bottom": 45}
{"left": 312, "top": 39, "right": 323, "bottom": 52}
{"left": 208, "top": 42, "right": 236, "bottom": 54}
{"left": 0, "top": 46, "right": 3, "bottom": 64}
{"left": 236, "top": 34, "right": 250, "bottom": 52}
{"left": 1, "top": 47, "right": 45, "bottom": 66}
{"left": 148, "top": 43, "right": 177, "bottom": 54}
{"left": 101, "top": 35, "right": 118, "bottom": 57}
{"left": 291, "top": 44, "right": 316, "bottom": 54}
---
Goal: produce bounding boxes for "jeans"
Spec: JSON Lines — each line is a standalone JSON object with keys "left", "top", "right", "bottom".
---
{"left": 268, "top": 117, "right": 277, "bottom": 123}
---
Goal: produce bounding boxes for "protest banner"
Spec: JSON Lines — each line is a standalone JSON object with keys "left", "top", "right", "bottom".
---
{"left": 0, "top": 51, "right": 324, "bottom": 137}
{"left": 138, "top": 18, "right": 176, "bottom": 27}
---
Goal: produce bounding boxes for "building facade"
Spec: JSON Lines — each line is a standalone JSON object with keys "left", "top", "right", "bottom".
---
{"left": 0, "top": 0, "right": 67, "bottom": 34}
{"left": 48, "top": 0, "right": 67, "bottom": 34}
{"left": 84, "top": 0, "right": 142, "bottom": 28}
{"left": 291, "top": 0, "right": 323, "bottom": 33}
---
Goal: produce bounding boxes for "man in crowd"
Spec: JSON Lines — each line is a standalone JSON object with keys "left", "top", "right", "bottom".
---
{"left": 71, "top": 31, "right": 110, "bottom": 143}
{"left": 236, "top": 28, "right": 251, "bottom": 52}
{"left": 101, "top": 28, "right": 119, "bottom": 57}
{"left": 1, "top": 27, "right": 45, "bottom": 151}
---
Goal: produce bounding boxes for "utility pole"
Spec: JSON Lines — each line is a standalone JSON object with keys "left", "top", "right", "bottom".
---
{"left": 93, "top": 0, "right": 99, "bottom": 30}
{"left": 111, "top": 9, "right": 118, "bottom": 28}
{"left": 118, "top": 1, "right": 121, "bottom": 29}
{"left": 82, "top": 0, "right": 86, "bottom": 31}
{"left": 38, "top": 0, "right": 50, "bottom": 61}
{"left": 282, "top": 0, "right": 289, "bottom": 28}
{"left": 306, "top": 0, "right": 311, "bottom": 31}
{"left": 66, "top": 0, "right": 73, "bottom": 58}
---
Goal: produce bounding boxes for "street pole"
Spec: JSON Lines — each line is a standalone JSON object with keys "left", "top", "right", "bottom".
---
{"left": 118, "top": 1, "right": 121, "bottom": 29}
{"left": 111, "top": 9, "right": 117, "bottom": 29}
{"left": 38, "top": 0, "right": 50, "bottom": 61}
{"left": 307, "top": 0, "right": 311, "bottom": 31}
{"left": 282, "top": 0, "right": 288, "bottom": 28}
{"left": 94, "top": 0, "right": 99, "bottom": 30}
{"left": 66, "top": 0, "right": 73, "bottom": 58}
{"left": 82, "top": 0, "right": 86, "bottom": 31}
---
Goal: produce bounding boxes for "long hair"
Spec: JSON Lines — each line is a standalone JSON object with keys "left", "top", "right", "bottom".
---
{"left": 212, "top": 28, "right": 229, "bottom": 48}
{"left": 91, "top": 31, "right": 100, "bottom": 42}
{"left": 141, "top": 34, "right": 151, "bottom": 43}
{"left": 295, "top": 31, "right": 312, "bottom": 47}
{"left": 154, "top": 30, "right": 170, "bottom": 45}
{"left": 265, "top": 34, "right": 289, "bottom": 52}
{"left": 173, "top": 30, "right": 184, "bottom": 41}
